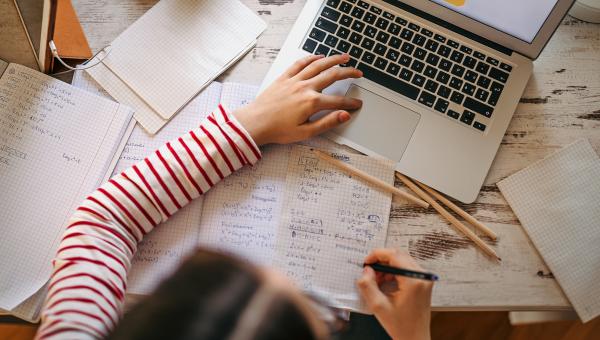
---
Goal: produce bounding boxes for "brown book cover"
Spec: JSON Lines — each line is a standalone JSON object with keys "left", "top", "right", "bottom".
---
{"left": 52, "top": 0, "right": 92, "bottom": 61}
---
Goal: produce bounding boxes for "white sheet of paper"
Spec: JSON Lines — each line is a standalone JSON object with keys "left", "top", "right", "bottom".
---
{"left": 274, "top": 146, "right": 395, "bottom": 312}
{"left": 0, "top": 64, "right": 133, "bottom": 310}
{"left": 498, "top": 139, "right": 600, "bottom": 322}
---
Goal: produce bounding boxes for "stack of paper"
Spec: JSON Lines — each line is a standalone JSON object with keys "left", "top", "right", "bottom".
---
{"left": 86, "top": 0, "right": 266, "bottom": 134}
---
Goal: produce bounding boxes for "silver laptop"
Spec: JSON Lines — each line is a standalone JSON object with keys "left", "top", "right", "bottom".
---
{"left": 260, "top": 0, "right": 575, "bottom": 203}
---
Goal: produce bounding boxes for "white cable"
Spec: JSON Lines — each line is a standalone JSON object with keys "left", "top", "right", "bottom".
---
{"left": 49, "top": 40, "right": 112, "bottom": 75}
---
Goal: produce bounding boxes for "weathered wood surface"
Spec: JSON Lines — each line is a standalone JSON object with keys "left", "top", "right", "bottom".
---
{"left": 71, "top": 0, "right": 600, "bottom": 310}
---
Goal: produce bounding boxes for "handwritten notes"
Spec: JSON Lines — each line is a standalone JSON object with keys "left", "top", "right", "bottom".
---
{"left": 275, "top": 146, "right": 394, "bottom": 311}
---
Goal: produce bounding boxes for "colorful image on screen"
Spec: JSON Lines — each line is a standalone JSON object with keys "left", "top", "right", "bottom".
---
{"left": 430, "top": 0, "right": 560, "bottom": 43}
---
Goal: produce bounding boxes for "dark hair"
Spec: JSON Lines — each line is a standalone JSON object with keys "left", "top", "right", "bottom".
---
{"left": 108, "top": 249, "right": 318, "bottom": 340}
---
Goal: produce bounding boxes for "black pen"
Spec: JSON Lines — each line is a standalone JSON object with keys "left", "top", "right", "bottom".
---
{"left": 364, "top": 263, "right": 439, "bottom": 281}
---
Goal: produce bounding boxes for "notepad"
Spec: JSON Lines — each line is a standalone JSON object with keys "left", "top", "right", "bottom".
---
{"left": 87, "top": 0, "right": 266, "bottom": 134}
{"left": 498, "top": 139, "right": 600, "bottom": 322}
{"left": 0, "top": 62, "right": 134, "bottom": 320}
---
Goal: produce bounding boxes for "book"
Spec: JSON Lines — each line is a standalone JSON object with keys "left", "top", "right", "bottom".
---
{"left": 0, "top": 61, "right": 134, "bottom": 321}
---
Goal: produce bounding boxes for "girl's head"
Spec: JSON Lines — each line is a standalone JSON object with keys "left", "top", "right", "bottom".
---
{"left": 109, "top": 249, "right": 340, "bottom": 340}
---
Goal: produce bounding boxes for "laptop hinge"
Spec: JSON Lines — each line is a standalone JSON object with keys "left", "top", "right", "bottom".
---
{"left": 381, "top": 0, "right": 513, "bottom": 56}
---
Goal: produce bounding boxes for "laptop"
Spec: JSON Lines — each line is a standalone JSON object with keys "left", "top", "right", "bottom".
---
{"left": 259, "top": 0, "right": 575, "bottom": 203}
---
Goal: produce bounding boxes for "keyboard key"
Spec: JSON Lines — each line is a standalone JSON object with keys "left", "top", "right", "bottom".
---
{"left": 437, "top": 85, "right": 451, "bottom": 98}
{"left": 500, "top": 62, "right": 513, "bottom": 72}
{"left": 374, "top": 43, "right": 387, "bottom": 56}
{"left": 376, "top": 17, "right": 389, "bottom": 30}
{"left": 329, "top": 49, "right": 342, "bottom": 57}
{"left": 327, "top": 0, "right": 341, "bottom": 8}
{"left": 425, "top": 53, "right": 440, "bottom": 66}
{"left": 449, "top": 76, "right": 463, "bottom": 90}
{"left": 399, "top": 54, "right": 412, "bottom": 67}
{"left": 362, "top": 51, "right": 375, "bottom": 64}
{"left": 421, "top": 28, "right": 433, "bottom": 37}
{"left": 412, "top": 74, "right": 426, "bottom": 87}
{"left": 439, "top": 59, "right": 452, "bottom": 71}
{"left": 473, "top": 121, "right": 486, "bottom": 131}
{"left": 315, "top": 44, "right": 331, "bottom": 56}
{"left": 477, "top": 76, "right": 491, "bottom": 89}
{"left": 459, "top": 45, "right": 472, "bottom": 54}
{"left": 383, "top": 11, "right": 395, "bottom": 20}
{"left": 413, "top": 34, "right": 426, "bottom": 46}
{"left": 418, "top": 91, "right": 436, "bottom": 107}
{"left": 390, "top": 37, "right": 402, "bottom": 49}
{"left": 460, "top": 110, "right": 475, "bottom": 125}
{"left": 434, "top": 34, "right": 446, "bottom": 43}
{"left": 395, "top": 17, "right": 407, "bottom": 26}
{"left": 462, "top": 83, "right": 475, "bottom": 96}
{"left": 424, "top": 65, "right": 437, "bottom": 79}
{"left": 361, "top": 38, "right": 375, "bottom": 50}
{"left": 447, "top": 39, "right": 459, "bottom": 48}
{"left": 414, "top": 47, "right": 427, "bottom": 60}
{"left": 365, "top": 25, "right": 377, "bottom": 38}
{"left": 447, "top": 109, "right": 460, "bottom": 119}
{"left": 388, "top": 23, "right": 401, "bottom": 35}
{"left": 475, "top": 88, "right": 489, "bottom": 102}
{"left": 374, "top": 57, "right": 388, "bottom": 70}
{"left": 316, "top": 17, "right": 338, "bottom": 34}
{"left": 351, "top": 20, "right": 366, "bottom": 32}
{"left": 349, "top": 32, "right": 362, "bottom": 44}
{"left": 408, "top": 23, "right": 420, "bottom": 31}
{"left": 400, "top": 28, "right": 414, "bottom": 40}
{"left": 400, "top": 42, "right": 414, "bottom": 54}
{"left": 342, "top": 57, "right": 358, "bottom": 68}
{"left": 464, "top": 70, "right": 478, "bottom": 83}
{"left": 434, "top": 98, "right": 449, "bottom": 113}
{"left": 489, "top": 67, "right": 509, "bottom": 83}
{"left": 337, "top": 27, "right": 351, "bottom": 39}
{"left": 357, "top": 0, "right": 369, "bottom": 9}
{"left": 400, "top": 68, "right": 413, "bottom": 81}
{"left": 476, "top": 61, "right": 490, "bottom": 74}
{"left": 310, "top": 28, "right": 327, "bottom": 42}
{"left": 339, "top": 1, "right": 352, "bottom": 13}
{"left": 450, "top": 50, "right": 464, "bottom": 63}
{"left": 302, "top": 39, "right": 318, "bottom": 53}
{"left": 425, "top": 39, "right": 439, "bottom": 52}
{"left": 350, "top": 45, "right": 363, "bottom": 58}
{"left": 351, "top": 6, "right": 365, "bottom": 19}
{"left": 340, "top": 14, "right": 353, "bottom": 27}
{"left": 451, "top": 64, "right": 465, "bottom": 77}
{"left": 436, "top": 71, "right": 450, "bottom": 84}
{"left": 425, "top": 79, "right": 438, "bottom": 93}
{"left": 450, "top": 91, "right": 464, "bottom": 104}
{"left": 464, "top": 97, "right": 493, "bottom": 118}
{"left": 357, "top": 63, "right": 420, "bottom": 100}
{"left": 489, "top": 81, "right": 504, "bottom": 105}
{"left": 325, "top": 35, "right": 339, "bottom": 47}
{"left": 437, "top": 45, "right": 451, "bottom": 58}
{"left": 411, "top": 60, "right": 425, "bottom": 73}
{"left": 364, "top": 12, "right": 377, "bottom": 24}
{"left": 370, "top": 5, "right": 382, "bottom": 14}
{"left": 376, "top": 31, "right": 390, "bottom": 43}
{"left": 473, "top": 51, "right": 486, "bottom": 60}
{"left": 337, "top": 40, "right": 351, "bottom": 52}
{"left": 322, "top": 7, "right": 342, "bottom": 21}
{"left": 386, "top": 49, "right": 400, "bottom": 61}
{"left": 486, "top": 56, "right": 499, "bottom": 66}
{"left": 463, "top": 56, "right": 477, "bottom": 69}
{"left": 387, "top": 63, "right": 400, "bottom": 76}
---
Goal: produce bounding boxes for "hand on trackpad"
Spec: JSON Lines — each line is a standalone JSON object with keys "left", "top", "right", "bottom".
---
{"left": 333, "top": 85, "right": 420, "bottom": 162}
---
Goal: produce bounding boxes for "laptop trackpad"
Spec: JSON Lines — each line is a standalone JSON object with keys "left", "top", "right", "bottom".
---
{"left": 333, "top": 85, "right": 420, "bottom": 162}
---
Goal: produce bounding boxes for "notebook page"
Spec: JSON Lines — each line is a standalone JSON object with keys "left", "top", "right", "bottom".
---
{"left": 102, "top": 0, "right": 266, "bottom": 120}
{"left": 275, "top": 146, "right": 395, "bottom": 312}
{"left": 0, "top": 63, "right": 133, "bottom": 309}
{"left": 497, "top": 139, "right": 600, "bottom": 322}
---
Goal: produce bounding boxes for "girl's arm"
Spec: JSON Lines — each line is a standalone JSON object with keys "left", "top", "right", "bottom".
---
{"left": 36, "top": 54, "right": 362, "bottom": 339}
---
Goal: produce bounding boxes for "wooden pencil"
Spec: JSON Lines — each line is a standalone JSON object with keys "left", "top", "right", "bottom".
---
{"left": 313, "top": 150, "right": 429, "bottom": 209}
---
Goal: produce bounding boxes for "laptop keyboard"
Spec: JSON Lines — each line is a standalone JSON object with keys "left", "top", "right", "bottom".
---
{"left": 301, "top": 0, "right": 514, "bottom": 133}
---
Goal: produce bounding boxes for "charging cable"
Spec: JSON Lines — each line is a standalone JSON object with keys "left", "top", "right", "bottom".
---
{"left": 49, "top": 40, "right": 112, "bottom": 75}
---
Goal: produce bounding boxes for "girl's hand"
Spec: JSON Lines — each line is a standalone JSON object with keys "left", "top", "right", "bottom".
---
{"left": 233, "top": 54, "right": 363, "bottom": 146}
{"left": 357, "top": 249, "right": 434, "bottom": 340}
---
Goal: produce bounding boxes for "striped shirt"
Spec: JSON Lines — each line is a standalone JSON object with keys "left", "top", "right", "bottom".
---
{"left": 35, "top": 105, "right": 261, "bottom": 339}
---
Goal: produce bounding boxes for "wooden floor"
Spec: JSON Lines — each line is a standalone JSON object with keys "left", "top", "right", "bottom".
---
{"left": 2, "top": 312, "right": 599, "bottom": 339}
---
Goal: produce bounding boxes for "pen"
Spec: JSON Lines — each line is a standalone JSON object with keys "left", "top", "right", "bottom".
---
{"left": 364, "top": 263, "right": 439, "bottom": 281}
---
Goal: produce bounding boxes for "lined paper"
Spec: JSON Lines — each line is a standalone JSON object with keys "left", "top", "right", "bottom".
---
{"left": 498, "top": 139, "right": 600, "bottom": 322}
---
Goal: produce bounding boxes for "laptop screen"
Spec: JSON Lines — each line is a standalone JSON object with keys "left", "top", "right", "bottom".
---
{"left": 429, "top": 0, "right": 560, "bottom": 43}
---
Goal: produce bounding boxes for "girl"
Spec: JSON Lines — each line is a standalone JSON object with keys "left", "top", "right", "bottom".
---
{"left": 36, "top": 54, "right": 433, "bottom": 340}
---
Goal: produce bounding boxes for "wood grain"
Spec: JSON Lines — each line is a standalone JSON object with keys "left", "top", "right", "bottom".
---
{"left": 69, "top": 0, "right": 600, "bottom": 310}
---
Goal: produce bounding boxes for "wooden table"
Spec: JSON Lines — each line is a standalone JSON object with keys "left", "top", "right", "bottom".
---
{"left": 72, "top": 0, "right": 600, "bottom": 311}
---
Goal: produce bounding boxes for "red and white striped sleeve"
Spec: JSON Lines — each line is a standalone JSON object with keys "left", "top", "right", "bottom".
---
{"left": 35, "top": 105, "right": 261, "bottom": 340}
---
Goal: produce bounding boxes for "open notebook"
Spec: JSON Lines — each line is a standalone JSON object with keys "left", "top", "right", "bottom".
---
{"left": 0, "top": 61, "right": 134, "bottom": 321}
{"left": 86, "top": 0, "right": 266, "bottom": 134}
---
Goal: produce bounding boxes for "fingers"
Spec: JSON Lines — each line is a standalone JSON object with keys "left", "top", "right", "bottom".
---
{"left": 301, "top": 110, "right": 351, "bottom": 137}
{"left": 281, "top": 54, "right": 324, "bottom": 79}
{"left": 309, "top": 66, "right": 363, "bottom": 90}
{"left": 316, "top": 94, "right": 362, "bottom": 112}
{"left": 357, "top": 266, "right": 392, "bottom": 313}
{"left": 295, "top": 53, "right": 350, "bottom": 80}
